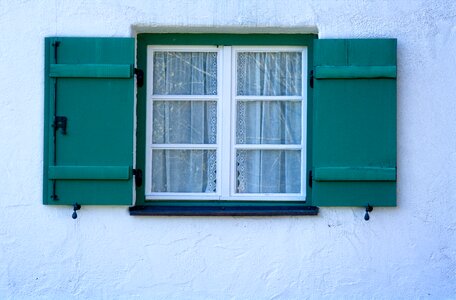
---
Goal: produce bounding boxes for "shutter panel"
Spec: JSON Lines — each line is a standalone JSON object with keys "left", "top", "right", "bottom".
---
{"left": 43, "top": 37, "right": 135, "bottom": 205}
{"left": 312, "top": 39, "right": 396, "bottom": 206}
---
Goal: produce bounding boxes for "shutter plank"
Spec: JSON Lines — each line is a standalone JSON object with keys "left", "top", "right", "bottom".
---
{"left": 43, "top": 37, "right": 135, "bottom": 205}
{"left": 48, "top": 166, "right": 130, "bottom": 180}
{"left": 314, "top": 167, "right": 396, "bottom": 181}
{"left": 312, "top": 39, "right": 397, "bottom": 207}
{"left": 314, "top": 66, "right": 396, "bottom": 79}
{"left": 50, "top": 64, "right": 133, "bottom": 78}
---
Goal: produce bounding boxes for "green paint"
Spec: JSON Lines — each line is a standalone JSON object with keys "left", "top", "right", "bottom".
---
{"left": 312, "top": 39, "right": 397, "bottom": 207}
{"left": 315, "top": 66, "right": 396, "bottom": 79}
{"left": 43, "top": 34, "right": 396, "bottom": 210}
{"left": 135, "top": 33, "right": 316, "bottom": 207}
{"left": 43, "top": 37, "right": 135, "bottom": 205}
{"left": 48, "top": 166, "right": 130, "bottom": 180}
{"left": 314, "top": 167, "right": 396, "bottom": 181}
{"left": 137, "top": 33, "right": 317, "bottom": 46}
{"left": 50, "top": 64, "right": 133, "bottom": 78}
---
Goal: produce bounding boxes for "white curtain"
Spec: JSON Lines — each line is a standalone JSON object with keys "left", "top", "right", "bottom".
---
{"left": 151, "top": 51, "right": 302, "bottom": 194}
{"left": 236, "top": 52, "right": 302, "bottom": 193}
{"left": 152, "top": 52, "right": 217, "bottom": 193}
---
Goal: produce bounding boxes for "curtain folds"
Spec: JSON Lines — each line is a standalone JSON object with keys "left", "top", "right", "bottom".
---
{"left": 151, "top": 51, "right": 302, "bottom": 194}
{"left": 236, "top": 52, "right": 302, "bottom": 193}
{"left": 152, "top": 52, "right": 217, "bottom": 193}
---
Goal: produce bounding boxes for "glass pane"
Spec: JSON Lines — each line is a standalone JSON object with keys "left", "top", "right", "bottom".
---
{"left": 153, "top": 52, "right": 217, "bottom": 95}
{"left": 237, "top": 101, "right": 301, "bottom": 144}
{"left": 152, "top": 101, "right": 217, "bottom": 144}
{"left": 236, "top": 150, "right": 300, "bottom": 193}
{"left": 237, "top": 52, "right": 302, "bottom": 96}
{"left": 152, "top": 150, "right": 217, "bottom": 193}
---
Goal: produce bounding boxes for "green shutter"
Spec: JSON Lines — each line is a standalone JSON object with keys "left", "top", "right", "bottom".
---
{"left": 43, "top": 37, "right": 135, "bottom": 205}
{"left": 312, "top": 39, "right": 397, "bottom": 207}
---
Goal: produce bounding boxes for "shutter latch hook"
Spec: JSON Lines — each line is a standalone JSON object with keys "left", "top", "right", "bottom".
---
{"left": 72, "top": 203, "right": 81, "bottom": 219}
{"left": 364, "top": 204, "right": 373, "bottom": 221}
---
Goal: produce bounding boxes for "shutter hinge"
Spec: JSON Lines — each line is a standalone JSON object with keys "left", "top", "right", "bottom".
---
{"left": 310, "top": 70, "right": 314, "bottom": 88}
{"left": 133, "top": 169, "right": 143, "bottom": 187}
{"left": 53, "top": 116, "right": 67, "bottom": 135}
{"left": 309, "top": 170, "right": 313, "bottom": 188}
{"left": 134, "top": 68, "right": 144, "bottom": 88}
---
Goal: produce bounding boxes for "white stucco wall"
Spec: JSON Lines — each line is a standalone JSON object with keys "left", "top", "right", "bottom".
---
{"left": 1, "top": 0, "right": 455, "bottom": 298}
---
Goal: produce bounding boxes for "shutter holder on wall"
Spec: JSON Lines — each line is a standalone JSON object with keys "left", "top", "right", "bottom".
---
{"left": 72, "top": 203, "right": 81, "bottom": 219}
{"left": 364, "top": 204, "right": 373, "bottom": 221}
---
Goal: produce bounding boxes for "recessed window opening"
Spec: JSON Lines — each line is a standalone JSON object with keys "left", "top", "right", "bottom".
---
{"left": 145, "top": 45, "right": 307, "bottom": 201}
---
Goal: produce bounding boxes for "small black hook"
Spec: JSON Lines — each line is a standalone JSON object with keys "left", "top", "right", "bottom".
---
{"left": 364, "top": 204, "right": 373, "bottom": 221}
{"left": 72, "top": 203, "right": 81, "bottom": 219}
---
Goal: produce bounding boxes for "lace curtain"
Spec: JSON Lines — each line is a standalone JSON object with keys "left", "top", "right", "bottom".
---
{"left": 151, "top": 52, "right": 217, "bottom": 193}
{"left": 151, "top": 51, "right": 302, "bottom": 194}
{"left": 236, "top": 52, "right": 302, "bottom": 193}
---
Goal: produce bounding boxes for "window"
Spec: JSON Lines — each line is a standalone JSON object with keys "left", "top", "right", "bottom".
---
{"left": 43, "top": 35, "right": 396, "bottom": 216}
{"left": 145, "top": 46, "right": 306, "bottom": 201}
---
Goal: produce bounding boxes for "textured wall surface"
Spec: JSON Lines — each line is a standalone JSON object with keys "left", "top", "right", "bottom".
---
{"left": 1, "top": 0, "right": 456, "bottom": 299}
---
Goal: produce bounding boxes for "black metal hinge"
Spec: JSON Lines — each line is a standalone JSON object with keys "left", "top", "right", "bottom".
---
{"left": 310, "top": 70, "right": 314, "bottom": 88}
{"left": 134, "top": 68, "right": 144, "bottom": 88}
{"left": 309, "top": 170, "right": 313, "bottom": 188}
{"left": 133, "top": 169, "right": 143, "bottom": 187}
{"left": 53, "top": 116, "right": 67, "bottom": 135}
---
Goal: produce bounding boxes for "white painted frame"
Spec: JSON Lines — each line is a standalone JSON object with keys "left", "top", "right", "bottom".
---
{"left": 145, "top": 45, "right": 307, "bottom": 201}
{"left": 146, "top": 46, "right": 222, "bottom": 200}
{"left": 229, "top": 46, "right": 307, "bottom": 201}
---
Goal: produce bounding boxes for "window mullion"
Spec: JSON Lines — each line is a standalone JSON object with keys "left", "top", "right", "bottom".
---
{"left": 220, "top": 46, "right": 232, "bottom": 199}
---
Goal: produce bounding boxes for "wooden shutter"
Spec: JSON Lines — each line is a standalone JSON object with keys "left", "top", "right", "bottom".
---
{"left": 312, "top": 39, "right": 397, "bottom": 206}
{"left": 43, "top": 37, "right": 135, "bottom": 205}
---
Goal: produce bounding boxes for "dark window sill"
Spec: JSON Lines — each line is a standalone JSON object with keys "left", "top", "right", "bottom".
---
{"left": 129, "top": 204, "right": 319, "bottom": 216}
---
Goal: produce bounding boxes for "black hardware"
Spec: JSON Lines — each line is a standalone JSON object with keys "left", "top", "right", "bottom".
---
{"left": 364, "top": 204, "right": 373, "bottom": 221}
{"left": 310, "top": 70, "right": 314, "bottom": 88}
{"left": 72, "top": 203, "right": 81, "bottom": 219}
{"left": 51, "top": 41, "right": 61, "bottom": 202}
{"left": 51, "top": 188, "right": 59, "bottom": 201}
{"left": 52, "top": 41, "right": 60, "bottom": 61}
{"left": 133, "top": 169, "right": 143, "bottom": 187}
{"left": 309, "top": 170, "right": 313, "bottom": 188}
{"left": 134, "top": 68, "right": 144, "bottom": 88}
{"left": 53, "top": 116, "right": 67, "bottom": 135}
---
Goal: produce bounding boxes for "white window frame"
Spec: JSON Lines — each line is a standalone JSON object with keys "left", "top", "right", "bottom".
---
{"left": 145, "top": 45, "right": 307, "bottom": 201}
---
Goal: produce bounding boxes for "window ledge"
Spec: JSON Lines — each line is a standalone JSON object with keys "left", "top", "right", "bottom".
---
{"left": 129, "top": 204, "right": 319, "bottom": 216}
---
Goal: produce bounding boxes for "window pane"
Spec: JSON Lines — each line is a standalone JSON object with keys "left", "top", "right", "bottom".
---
{"left": 153, "top": 101, "right": 217, "bottom": 144}
{"left": 237, "top": 101, "right": 301, "bottom": 144}
{"left": 236, "top": 150, "right": 300, "bottom": 193}
{"left": 153, "top": 52, "right": 217, "bottom": 95}
{"left": 152, "top": 150, "right": 217, "bottom": 193}
{"left": 237, "top": 52, "right": 302, "bottom": 96}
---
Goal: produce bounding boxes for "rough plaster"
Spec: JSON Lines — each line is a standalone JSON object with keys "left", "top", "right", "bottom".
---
{"left": 1, "top": 0, "right": 456, "bottom": 299}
